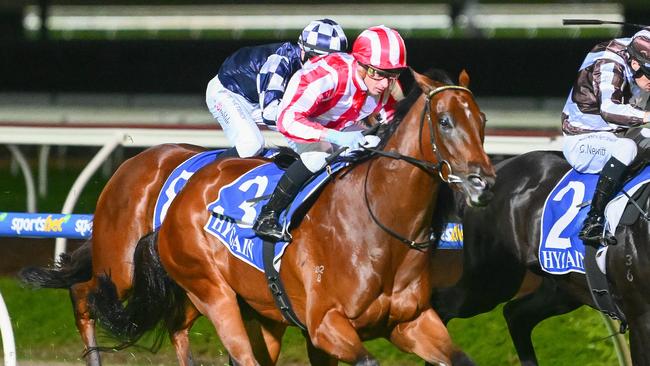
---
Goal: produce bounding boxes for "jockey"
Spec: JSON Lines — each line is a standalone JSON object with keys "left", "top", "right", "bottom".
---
{"left": 562, "top": 29, "right": 650, "bottom": 245}
{"left": 252, "top": 25, "right": 407, "bottom": 242}
{"left": 205, "top": 19, "right": 347, "bottom": 158}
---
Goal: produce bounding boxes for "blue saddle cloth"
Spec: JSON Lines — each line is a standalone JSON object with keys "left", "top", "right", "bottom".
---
{"left": 153, "top": 149, "right": 277, "bottom": 230}
{"left": 539, "top": 165, "right": 650, "bottom": 275}
{"left": 204, "top": 160, "right": 349, "bottom": 272}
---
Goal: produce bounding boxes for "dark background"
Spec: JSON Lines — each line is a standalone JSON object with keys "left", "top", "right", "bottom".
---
{"left": 1, "top": 1, "right": 649, "bottom": 98}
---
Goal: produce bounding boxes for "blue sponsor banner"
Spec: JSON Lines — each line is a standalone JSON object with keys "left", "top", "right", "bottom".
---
{"left": 438, "top": 222, "right": 463, "bottom": 249}
{"left": 0, "top": 212, "right": 93, "bottom": 239}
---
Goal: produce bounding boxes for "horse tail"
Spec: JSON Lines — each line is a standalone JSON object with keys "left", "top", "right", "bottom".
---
{"left": 87, "top": 231, "right": 186, "bottom": 352}
{"left": 19, "top": 240, "right": 93, "bottom": 289}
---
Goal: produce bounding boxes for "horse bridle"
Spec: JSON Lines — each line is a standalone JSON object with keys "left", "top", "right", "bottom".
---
{"left": 362, "top": 85, "right": 474, "bottom": 250}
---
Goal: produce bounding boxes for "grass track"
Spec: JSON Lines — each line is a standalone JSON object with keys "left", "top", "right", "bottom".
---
{"left": 0, "top": 276, "right": 625, "bottom": 365}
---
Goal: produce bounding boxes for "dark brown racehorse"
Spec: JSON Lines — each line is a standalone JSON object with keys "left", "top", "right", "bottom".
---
{"left": 430, "top": 150, "right": 649, "bottom": 365}
{"left": 20, "top": 143, "right": 206, "bottom": 366}
{"left": 86, "top": 68, "right": 496, "bottom": 365}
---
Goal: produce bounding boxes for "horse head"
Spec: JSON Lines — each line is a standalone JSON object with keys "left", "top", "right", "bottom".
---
{"left": 411, "top": 68, "right": 496, "bottom": 207}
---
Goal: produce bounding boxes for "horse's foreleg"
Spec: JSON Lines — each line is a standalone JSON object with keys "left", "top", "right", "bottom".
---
{"left": 502, "top": 278, "right": 581, "bottom": 366}
{"left": 169, "top": 301, "right": 201, "bottom": 366}
{"left": 306, "top": 338, "right": 337, "bottom": 366}
{"left": 628, "top": 311, "right": 650, "bottom": 365}
{"left": 70, "top": 280, "right": 101, "bottom": 366}
{"left": 389, "top": 309, "right": 468, "bottom": 366}
{"left": 309, "top": 309, "right": 377, "bottom": 365}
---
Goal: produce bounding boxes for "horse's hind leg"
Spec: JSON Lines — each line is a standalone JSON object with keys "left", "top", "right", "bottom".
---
{"left": 69, "top": 280, "right": 101, "bottom": 366}
{"left": 502, "top": 277, "right": 581, "bottom": 366}
{"left": 389, "top": 308, "right": 468, "bottom": 366}
{"left": 169, "top": 301, "right": 202, "bottom": 366}
{"left": 240, "top": 302, "right": 287, "bottom": 365}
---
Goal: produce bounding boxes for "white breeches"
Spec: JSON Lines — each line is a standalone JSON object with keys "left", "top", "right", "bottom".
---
{"left": 206, "top": 76, "right": 265, "bottom": 158}
{"left": 562, "top": 131, "right": 637, "bottom": 173}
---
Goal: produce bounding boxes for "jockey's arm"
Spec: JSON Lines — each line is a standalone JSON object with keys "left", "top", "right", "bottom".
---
{"left": 595, "top": 60, "right": 647, "bottom": 126}
{"left": 258, "top": 53, "right": 293, "bottom": 125}
{"left": 277, "top": 67, "right": 335, "bottom": 143}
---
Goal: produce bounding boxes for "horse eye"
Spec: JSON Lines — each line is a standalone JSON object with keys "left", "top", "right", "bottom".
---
{"left": 439, "top": 116, "right": 453, "bottom": 129}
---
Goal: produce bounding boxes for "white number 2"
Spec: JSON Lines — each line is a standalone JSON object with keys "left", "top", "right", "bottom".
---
{"left": 546, "top": 181, "right": 585, "bottom": 249}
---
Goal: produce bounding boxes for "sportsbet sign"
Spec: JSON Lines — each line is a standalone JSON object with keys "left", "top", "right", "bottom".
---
{"left": 0, "top": 212, "right": 93, "bottom": 239}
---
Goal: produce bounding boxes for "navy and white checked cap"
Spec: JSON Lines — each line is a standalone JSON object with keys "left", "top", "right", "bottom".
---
{"left": 299, "top": 19, "right": 348, "bottom": 55}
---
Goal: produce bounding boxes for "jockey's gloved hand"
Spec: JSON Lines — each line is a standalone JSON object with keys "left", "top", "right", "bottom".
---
{"left": 362, "top": 135, "right": 381, "bottom": 148}
{"left": 323, "top": 129, "right": 365, "bottom": 150}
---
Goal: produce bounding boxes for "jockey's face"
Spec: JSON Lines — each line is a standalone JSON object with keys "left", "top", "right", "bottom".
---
{"left": 631, "top": 59, "right": 650, "bottom": 92}
{"left": 358, "top": 64, "right": 398, "bottom": 96}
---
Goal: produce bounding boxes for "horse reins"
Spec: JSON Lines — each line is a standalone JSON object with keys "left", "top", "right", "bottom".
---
{"left": 361, "top": 85, "right": 474, "bottom": 251}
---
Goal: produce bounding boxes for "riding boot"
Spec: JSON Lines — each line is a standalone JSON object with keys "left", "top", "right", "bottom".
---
{"left": 253, "top": 160, "right": 314, "bottom": 242}
{"left": 579, "top": 157, "right": 628, "bottom": 246}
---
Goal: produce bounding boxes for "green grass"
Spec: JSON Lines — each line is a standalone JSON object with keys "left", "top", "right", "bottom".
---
{"left": 1, "top": 277, "right": 625, "bottom": 365}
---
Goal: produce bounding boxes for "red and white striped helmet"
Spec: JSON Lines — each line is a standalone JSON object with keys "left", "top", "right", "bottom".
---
{"left": 352, "top": 25, "right": 407, "bottom": 70}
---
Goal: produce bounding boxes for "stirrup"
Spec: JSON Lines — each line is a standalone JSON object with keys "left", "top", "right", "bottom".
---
{"left": 579, "top": 220, "right": 604, "bottom": 247}
{"left": 253, "top": 212, "right": 286, "bottom": 242}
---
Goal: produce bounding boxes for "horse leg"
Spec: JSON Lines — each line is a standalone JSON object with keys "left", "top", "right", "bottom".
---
{"left": 169, "top": 301, "right": 202, "bottom": 366}
{"left": 239, "top": 302, "right": 287, "bottom": 365}
{"left": 502, "top": 277, "right": 582, "bottom": 366}
{"left": 389, "top": 308, "right": 469, "bottom": 366}
{"left": 306, "top": 338, "right": 337, "bottom": 366}
{"left": 70, "top": 280, "right": 101, "bottom": 366}
{"left": 306, "top": 309, "right": 382, "bottom": 365}
{"left": 179, "top": 279, "right": 259, "bottom": 366}
{"left": 628, "top": 311, "right": 650, "bottom": 365}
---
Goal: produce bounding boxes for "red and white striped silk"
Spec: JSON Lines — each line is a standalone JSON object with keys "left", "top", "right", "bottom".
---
{"left": 277, "top": 53, "right": 396, "bottom": 143}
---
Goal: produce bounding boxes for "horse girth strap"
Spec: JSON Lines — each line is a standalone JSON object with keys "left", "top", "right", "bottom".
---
{"left": 262, "top": 240, "right": 307, "bottom": 331}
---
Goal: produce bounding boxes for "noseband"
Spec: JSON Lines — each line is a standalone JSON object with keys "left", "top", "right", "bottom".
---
{"left": 362, "top": 84, "right": 474, "bottom": 250}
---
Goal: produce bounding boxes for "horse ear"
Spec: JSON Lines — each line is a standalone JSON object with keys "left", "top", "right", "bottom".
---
{"left": 410, "top": 68, "right": 434, "bottom": 94}
{"left": 459, "top": 69, "right": 470, "bottom": 87}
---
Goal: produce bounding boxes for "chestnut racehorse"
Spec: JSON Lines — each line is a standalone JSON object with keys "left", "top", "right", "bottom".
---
{"left": 20, "top": 143, "right": 207, "bottom": 365}
{"left": 87, "top": 68, "right": 496, "bottom": 365}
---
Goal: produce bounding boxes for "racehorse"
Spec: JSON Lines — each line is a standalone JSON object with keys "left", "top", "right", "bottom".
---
{"left": 85, "top": 68, "right": 496, "bottom": 365}
{"left": 20, "top": 143, "right": 207, "bottom": 366}
{"left": 430, "top": 150, "right": 650, "bottom": 365}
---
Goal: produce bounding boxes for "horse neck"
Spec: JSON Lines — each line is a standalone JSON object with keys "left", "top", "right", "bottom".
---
{"left": 368, "top": 95, "right": 441, "bottom": 243}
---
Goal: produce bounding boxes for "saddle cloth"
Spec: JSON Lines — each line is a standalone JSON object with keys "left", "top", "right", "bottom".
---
{"left": 204, "top": 160, "right": 349, "bottom": 273}
{"left": 539, "top": 165, "right": 650, "bottom": 275}
{"left": 152, "top": 149, "right": 276, "bottom": 230}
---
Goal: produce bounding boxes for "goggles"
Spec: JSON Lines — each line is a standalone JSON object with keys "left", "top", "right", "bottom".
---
{"left": 362, "top": 64, "right": 402, "bottom": 81}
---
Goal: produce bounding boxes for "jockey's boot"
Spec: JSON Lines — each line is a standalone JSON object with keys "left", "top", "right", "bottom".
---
{"left": 579, "top": 157, "right": 627, "bottom": 246}
{"left": 253, "top": 159, "right": 314, "bottom": 242}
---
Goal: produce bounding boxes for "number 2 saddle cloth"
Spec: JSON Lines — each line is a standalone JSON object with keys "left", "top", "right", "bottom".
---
{"left": 539, "top": 165, "right": 650, "bottom": 275}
